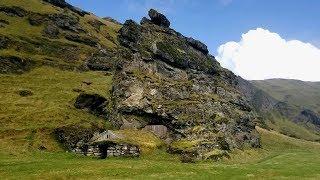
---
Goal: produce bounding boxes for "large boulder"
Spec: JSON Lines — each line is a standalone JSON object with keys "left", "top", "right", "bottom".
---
{"left": 186, "top": 37, "right": 209, "bottom": 55}
{"left": 118, "top": 20, "right": 142, "bottom": 49}
{"left": 49, "top": 13, "right": 84, "bottom": 32}
{"left": 148, "top": 9, "right": 170, "bottom": 28}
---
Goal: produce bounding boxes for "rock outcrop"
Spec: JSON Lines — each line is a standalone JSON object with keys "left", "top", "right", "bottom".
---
{"left": 148, "top": 9, "right": 170, "bottom": 28}
{"left": 294, "top": 109, "right": 320, "bottom": 130}
{"left": 111, "top": 9, "right": 261, "bottom": 159}
{"left": 0, "top": 56, "right": 34, "bottom": 74}
{"left": 0, "top": 6, "right": 26, "bottom": 17}
{"left": 186, "top": 37, "right": 209, "bottom": 55}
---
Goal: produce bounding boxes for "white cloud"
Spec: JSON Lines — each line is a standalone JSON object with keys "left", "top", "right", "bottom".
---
{"left": 216, "top": 28, "right": 320, "bottom": 81}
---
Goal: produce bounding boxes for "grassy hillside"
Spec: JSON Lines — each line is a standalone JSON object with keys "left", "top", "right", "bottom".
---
{"left": 0, "top": 67, "right": 113, "bottom": 131}
{"left": 0, "top": 0, "right": 121, "bottom": 71}
{"left": 0, "top": 0, "right": 124, "bottom": 153}
{"left": 0, "top": 67, "right": 113, "bottom": 152}
{"left": 263, "top": 112, "right": 320, "bottom": 141}
{"left": 1, "top": 127, "right": 320, "bottom": 179}
{"left": 1, "top": 1, "right": 320, "bottom": 179}
{"left": 252, "top": 79, "right": 320, "bottom": 114}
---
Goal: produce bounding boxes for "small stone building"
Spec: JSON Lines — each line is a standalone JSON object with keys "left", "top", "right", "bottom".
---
{"left": 86, "top": 142, "right": 140, "bottom": 158}
{"left": 73, "top": 130, "right": 140, "bottom": 158}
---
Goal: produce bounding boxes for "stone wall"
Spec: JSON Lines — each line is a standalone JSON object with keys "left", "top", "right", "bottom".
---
{"left": 104, "top": 144, "right": 139, "bottom": 157}
{"left": 73, "top": 142, "right": 140, "bottom": 158}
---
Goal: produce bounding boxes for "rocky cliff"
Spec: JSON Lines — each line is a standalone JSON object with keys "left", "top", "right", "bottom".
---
{"left": 0, "top": 0, "right": 262, "bottom": 160}
{"left": 109, "top": 9, "right": 261, "bottom": 159}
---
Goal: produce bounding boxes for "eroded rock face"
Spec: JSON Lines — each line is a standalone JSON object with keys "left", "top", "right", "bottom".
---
{"left": 49, "top": 13, "right": 84, "bottom": 33}
{"left": 118, "top": 20, "right": 142, "bottom": 50}
{"left": 143, "top": 125, "right": 168, "bottom": 139}
{"left": 148, "top": 9, "right": 170, "bottom": 28}
{"left": 186, "top": 37, "right": 209, "bottom": 55}
{"left": 0, "top": 56, "right": 34, "bottom": 74}
{"left": 294, "top": 109, "right": 320, "bottom": 128}
{"left": 86, "top": 53, "right": 115, "bottom": 71}
{"left": 111, "top": 10, "right": 261, "bottom": 159}
{"left": 0, "top": 6, "right": 26, "bottom": 17}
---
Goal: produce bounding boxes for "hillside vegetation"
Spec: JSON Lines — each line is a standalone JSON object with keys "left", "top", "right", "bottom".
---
{"left": 1, "top": 0, "right": 320, "bottom": 179}
{"left": 1, "top": 127, "right": 320, "bottom": 179}
{"left": 252, "top": 79, "right": 320, "bottom": 114}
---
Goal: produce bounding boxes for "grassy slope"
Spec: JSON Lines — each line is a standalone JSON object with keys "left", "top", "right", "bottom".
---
{"left": 1, "top": 127, "right": 320, "bottom": 179}
{"left": 252, "top": 79, "right": 320, "bottom": 114}
{"left": 252, "top": 79, "right": 320, "bottom": 141}
{"left": 0, "top": 67, "right": 113, "bottom": 131}
{"left": 0, "top": 0, "right": 121, "bottom": 69}
{"left": 0, "top": 67, "right": 113, "bottom": 153}
{"left": 264, "top": 112, "right": 320, "bottom": 141}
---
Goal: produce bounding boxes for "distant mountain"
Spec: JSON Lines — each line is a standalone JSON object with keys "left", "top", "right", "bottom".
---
{"left": 252, "top": 79, "right": 320, "bottom": 114}
{"left": 251, "top": 79, "right": 320, "bottom": 140}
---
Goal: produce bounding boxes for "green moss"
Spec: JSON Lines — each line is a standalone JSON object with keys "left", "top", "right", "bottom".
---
{"left": 204, "top": 149, "right": 227, "bottom": 160}
{"left": 156, "top": 41, "right": 187, "bottom": 67}
{"left": 113, "top": 129, "right": 164, "bottom": 153}
{"left": 170, "top": 140, "right": 200, "bottom": 152}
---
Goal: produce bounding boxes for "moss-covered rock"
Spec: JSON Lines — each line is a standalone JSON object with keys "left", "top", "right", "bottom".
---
{"left": 112, "top": 9, "right": 261, "bottom": 159}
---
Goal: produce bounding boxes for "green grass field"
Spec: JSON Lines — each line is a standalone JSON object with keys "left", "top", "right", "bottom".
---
{"left": 1, "top": 127, "right": 320, "bottom": 179}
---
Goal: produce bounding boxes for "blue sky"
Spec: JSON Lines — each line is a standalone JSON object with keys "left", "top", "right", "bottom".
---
{"left": 67, "top": 0, "right": 320, "bottom": 81}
